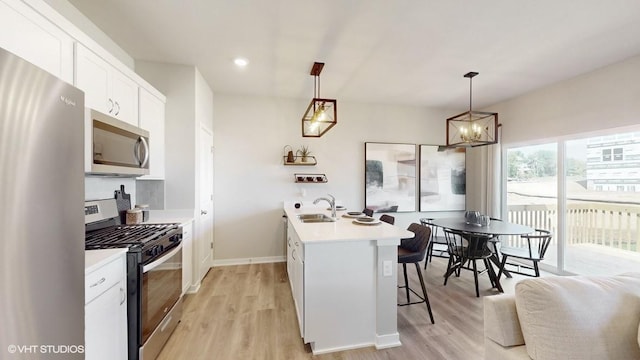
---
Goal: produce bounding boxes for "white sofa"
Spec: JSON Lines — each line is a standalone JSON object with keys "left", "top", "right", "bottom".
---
{"left": 484, "top": 273, "right": 640, "bottom": 360}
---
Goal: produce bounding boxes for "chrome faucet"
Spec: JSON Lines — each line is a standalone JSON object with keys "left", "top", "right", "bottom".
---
{"left": 313, "top": 194, "right": 336, "bottom": 219}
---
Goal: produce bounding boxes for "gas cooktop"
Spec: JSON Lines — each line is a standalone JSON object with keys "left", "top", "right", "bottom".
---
{"left": 85, "top": 223, "right": 180, "bottom": 249}
{"left": 84, "top": 199, "right": 183, "bottom": 263}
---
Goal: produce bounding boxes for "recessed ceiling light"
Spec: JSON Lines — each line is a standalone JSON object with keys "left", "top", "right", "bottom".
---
{"left": 234, "top": 57, "right": 248, "bottom": 68}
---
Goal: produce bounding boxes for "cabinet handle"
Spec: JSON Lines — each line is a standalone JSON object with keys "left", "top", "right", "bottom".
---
{"left": 292, "top": 249, "right": 296, "bottom": 261}
{"left": 114, "top": 101, "right": 120, "bottom": 116}
{"left": 89, "top": 277, "right": 106, "bottom": 288}
{"left": 107, "top": 99, "right": 114, "bottom": 113}
{"left": 120, "top": 287, "right": 126, "bottom": 305}
{"left": 201, "top": 210, "right": 208, "bottom": 215}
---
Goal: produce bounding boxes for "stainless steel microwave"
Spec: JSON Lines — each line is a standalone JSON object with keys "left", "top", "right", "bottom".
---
{"left": 85, "top": 108, "right": 150, "bottom": 176}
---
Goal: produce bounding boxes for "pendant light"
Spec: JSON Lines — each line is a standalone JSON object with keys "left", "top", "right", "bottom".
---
{"left": 446, "top": 72, "right": 499, "bottom": 147}
{"left": 301, "top": 62, "right": 337, "bottom": 137}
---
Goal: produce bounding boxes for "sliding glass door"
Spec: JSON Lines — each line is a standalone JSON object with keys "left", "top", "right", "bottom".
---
{"left": 505, "top": 143, "right": 558, "bottom": 272}
{"left": 503, "top": 129, "right": 640, "bottom": 275}
{"left": 564, "top": 133, "right": 640, "bottom": 275}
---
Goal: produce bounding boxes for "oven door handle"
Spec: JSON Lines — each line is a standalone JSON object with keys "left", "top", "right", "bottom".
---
{"left": 143, "top": 243, "right": 182, "bottom": 273}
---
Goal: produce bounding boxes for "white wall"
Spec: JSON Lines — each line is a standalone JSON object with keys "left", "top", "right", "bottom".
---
{"left": 195, "top": 69, "right": 213, "bottom": 132}
{"left": 85, "top": 177, "right": 136, "bottom": 205}
{"left": 489, "top": 54, "right": 640, "bottom": 144}
{"left": 466, "top": 54, "right": 640, "bottom": 211}
{"left": 135, "top": 61, "right": 197, "bottom": 210}
{"left": 212, "top": 94, "right": 455, "bottom": 261}
{"left": 41, "top": 0, "right": 134, "bottom": 69}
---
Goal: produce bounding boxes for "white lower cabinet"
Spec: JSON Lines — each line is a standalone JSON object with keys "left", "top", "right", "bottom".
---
{"left": 181, "top": 220, "right": 194, "bottom": 294}
{"left": 85, "top": 252, "right": 127, "bottom": 360}
{"left": 286, "top": 221, "right": 305, "bottom": 337}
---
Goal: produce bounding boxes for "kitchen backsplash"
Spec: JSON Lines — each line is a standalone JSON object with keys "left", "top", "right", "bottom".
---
{"left": 85, "top": 177, "right": 136, "bottom": 206}
{"left": 136, "top": 180, "right": 165, "bottom": 210}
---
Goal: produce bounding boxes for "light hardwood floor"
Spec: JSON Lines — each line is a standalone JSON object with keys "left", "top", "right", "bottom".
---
{"left": 158, "top": 257, "right": 526, "bottom": 360}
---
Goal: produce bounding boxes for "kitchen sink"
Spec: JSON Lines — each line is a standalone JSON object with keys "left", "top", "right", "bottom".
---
{"left": 297, "top": 214, "right": 336, "bottom": 223}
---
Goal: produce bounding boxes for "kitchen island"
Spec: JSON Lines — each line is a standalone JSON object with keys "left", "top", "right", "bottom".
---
{"left": 284, "top": 205, "right": 413, "bottom": 355}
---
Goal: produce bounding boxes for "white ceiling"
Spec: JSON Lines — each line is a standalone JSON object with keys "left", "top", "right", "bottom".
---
{"left": 65, "top": 0, "right": 640, "bottom": 110}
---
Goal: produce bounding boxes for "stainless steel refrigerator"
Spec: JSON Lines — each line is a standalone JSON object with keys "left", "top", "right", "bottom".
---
{"left": 0, "top": 47, "right": 85, "bottom": 359}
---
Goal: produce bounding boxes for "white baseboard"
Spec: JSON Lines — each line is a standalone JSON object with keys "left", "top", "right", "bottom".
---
{"left": 375, "top": 333, "right": 401, "bottom": 350}
{"left": 311, "top": 341, "right": 375, "bottom": 355}
{"left": 187, "top": 282, "right": 200, "bottom": 294}
{"left": 212, "top": 256, "right": 286, "bottom": 267}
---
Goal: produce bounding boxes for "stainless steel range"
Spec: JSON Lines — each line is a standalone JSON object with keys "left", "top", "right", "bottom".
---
{"left": 85, "top": 199, "right": 183, "bottom": 360}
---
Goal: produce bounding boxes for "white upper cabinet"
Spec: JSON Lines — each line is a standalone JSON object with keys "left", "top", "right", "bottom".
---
{"left": 0, "top": 0, "right": 73, "bottom": 83}
{"left": 138, "top": 87, "right": 166, "bottom": 179}
{"left": 110, "top": 67, "right": 138, "bottom": 124}
{"left": 75, "top": 43, "right": 138, "bottom": 126}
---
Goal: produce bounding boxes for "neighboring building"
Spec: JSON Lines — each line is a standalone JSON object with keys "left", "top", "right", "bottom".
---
{"left": 586, "top": 132, "right": 640, "bottom": 192}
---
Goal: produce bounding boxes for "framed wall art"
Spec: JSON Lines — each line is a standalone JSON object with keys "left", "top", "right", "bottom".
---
{"left": 364, "top": 142, "right": 417, "bottom": 213}
{"left": 419, "top": 145, "right": 466, "bottom": 212}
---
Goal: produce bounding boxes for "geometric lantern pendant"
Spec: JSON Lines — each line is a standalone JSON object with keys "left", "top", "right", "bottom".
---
{"left": 302, "top": 62, "right": 337, "bottom": 137}
{"left": 446, "top": 72, "right": 499, "bottom": 147}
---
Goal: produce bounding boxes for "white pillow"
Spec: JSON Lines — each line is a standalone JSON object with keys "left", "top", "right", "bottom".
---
{"left": 515, "top": 275, "right": 640, "bottom": 360}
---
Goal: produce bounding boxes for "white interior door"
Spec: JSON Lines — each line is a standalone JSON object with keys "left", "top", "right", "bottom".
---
{"left": 197, "top": 126, "right": 214, "bottom": 281}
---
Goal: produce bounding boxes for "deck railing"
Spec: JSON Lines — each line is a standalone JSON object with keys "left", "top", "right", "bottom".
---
{"left": 506, "top": 202, "right": 640, "bottom": 252}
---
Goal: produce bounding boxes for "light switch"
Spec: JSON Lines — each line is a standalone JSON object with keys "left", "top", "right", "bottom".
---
{"left": 383, "top": 260, "right": 392, "bottom": 277}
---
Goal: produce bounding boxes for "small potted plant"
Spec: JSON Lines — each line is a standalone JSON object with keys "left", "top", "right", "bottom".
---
{"left": 297, "top": 145, "right": 312, "bottom": 163}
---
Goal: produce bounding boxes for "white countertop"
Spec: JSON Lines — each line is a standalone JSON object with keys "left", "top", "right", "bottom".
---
{"left": 284, "top": 206, "right": 413, "bottom": 244}
{"left": 85, "top": 248, "right": 128, "bottom": 274}
{"left": 145, "top": 209, "right": 194, "bottom": 226}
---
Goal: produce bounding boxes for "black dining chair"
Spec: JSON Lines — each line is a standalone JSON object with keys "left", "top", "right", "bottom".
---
{"left": 363, "top": 208, "right": 374, "bottom": 217}
{"left": 398, "top": 223, "right": 435, "bottom": 324}
{"left": 419, "top": 218, "right": 448, "bottom": 269}
{"left": 443, "top": 229, "right": 502, "bottom": 297}
{"left": 497, "top": 229, "right": 552, "bottom": 279}
{"left": 380, "top": 214, "right": 395, "bottom": 225}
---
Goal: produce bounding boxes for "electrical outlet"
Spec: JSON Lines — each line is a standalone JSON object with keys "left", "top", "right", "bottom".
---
{"left": 383, "top": 260, "right": 392, "bottom": 277}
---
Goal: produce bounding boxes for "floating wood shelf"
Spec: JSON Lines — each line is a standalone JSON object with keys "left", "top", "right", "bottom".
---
{"left": 294, "top": 173, "right": 327, "bottom": 183}
{"left": 283, "top": 155, "right": 317, "bottom": 166}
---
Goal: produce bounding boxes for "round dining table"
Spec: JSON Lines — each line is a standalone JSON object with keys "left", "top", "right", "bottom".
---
{"left": 429, "top": 217, "right": 534, "bottom": 286}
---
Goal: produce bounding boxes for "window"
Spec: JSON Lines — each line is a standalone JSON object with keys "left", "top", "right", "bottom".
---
{"left": 504, "top": 129, "right": 640, "bottom": 276}
{"left": 613, "top": 147, "right": 623, "bottom": 161}
{"left": 506, "top": 143, "right": 558, "bottom": 271}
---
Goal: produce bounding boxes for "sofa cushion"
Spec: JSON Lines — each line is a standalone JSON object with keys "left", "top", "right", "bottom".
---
{"left": 484, "top": 294, "right": 525, "bottom": 347}
{"left": 515, "top": 274, "right": 640, "bottom": 360}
